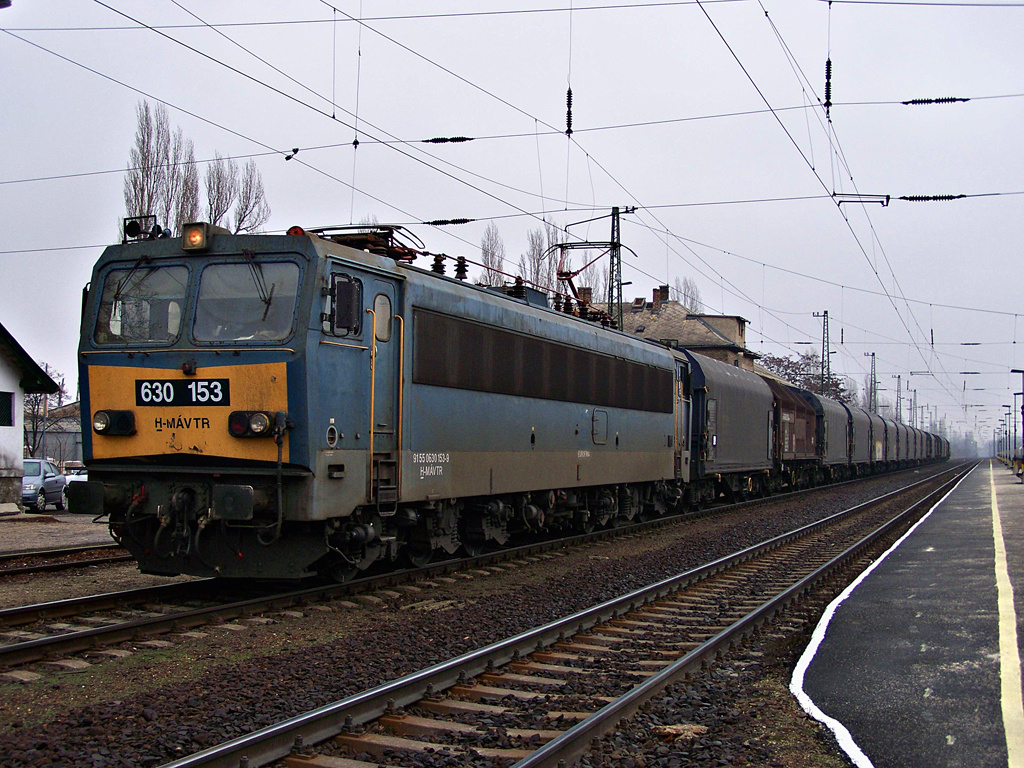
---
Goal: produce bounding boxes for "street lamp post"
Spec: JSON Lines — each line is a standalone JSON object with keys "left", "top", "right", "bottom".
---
{"left": 1004, "top": 406, "right": 1013, "bottom": 465}
{"left": 1011, "top": 368, "right": 1024, "bottom": 471}
{"left": 1015, "top": 391, "right": 1023, "bottom": 464}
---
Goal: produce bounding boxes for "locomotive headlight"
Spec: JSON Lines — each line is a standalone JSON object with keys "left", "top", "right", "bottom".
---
{"left": 93, "top": 411, "right": 111, "bottom": 433}
{"left": 181, "top": 222, "right": 209, "bottom": 251}
{"left": 92, "top": 410, "right": 136, "bottom": 436}
{"left": 182, "top": 221, "right": 230, "bottom": 251}
{"left": 249, "top": 412, "right": 270, "bottom": 434}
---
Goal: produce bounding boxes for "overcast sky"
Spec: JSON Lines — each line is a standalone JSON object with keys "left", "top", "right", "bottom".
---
{"left": 2, "top": 1, "right": 1022, "bottom": 446}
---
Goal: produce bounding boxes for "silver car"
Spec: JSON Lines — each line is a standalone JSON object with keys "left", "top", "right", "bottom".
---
{"left": 21, "top": 459, "right": 67, "bottom": 512}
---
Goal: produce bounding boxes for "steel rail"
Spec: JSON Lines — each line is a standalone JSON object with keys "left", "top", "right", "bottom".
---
{"left": 154, "top": 464, "right": 969, "bottom": 768}
{"left": 0, "top": 551, "right": 134, "bottom": 578}
{"left": 0, "top": 543, "right": 125, "bottom": 564}
{"left": 0, "top": 555, "right": 134, "bottom": 579}
{"left": 510, "top": 463, "right": 973, "bottom": 768}
{"left": 0, "top": 463, "right": 955, "bottom": 663}
{"left": 0, "top": 580, "right": 214, "bottom": 629}
{"left": 0, "top": 513, "right": 664, "bottom": 663}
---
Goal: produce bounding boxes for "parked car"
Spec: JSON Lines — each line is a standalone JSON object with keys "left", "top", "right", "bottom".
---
{"left": 22, "top": 459, "right": 67, "bottom": 512}
{"left": 66, "top": 468, "right": 89, "bottom": 483}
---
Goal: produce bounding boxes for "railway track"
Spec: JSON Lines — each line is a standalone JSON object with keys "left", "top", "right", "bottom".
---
{"left": 149, "top": 463, "right": 969, "bottom": 768}
{"left": 0, "top": 543, "right": 133, "bottom": 577}
{"left": 0, "top": 466, "right": 959, "bottom": 673}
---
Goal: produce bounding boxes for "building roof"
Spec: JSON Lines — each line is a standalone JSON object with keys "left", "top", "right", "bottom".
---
{"left": 0, "top": 320, "right": 59, "bottom": 394}
{"left": 609, "top": 300, "right": 759, "bottom": 360}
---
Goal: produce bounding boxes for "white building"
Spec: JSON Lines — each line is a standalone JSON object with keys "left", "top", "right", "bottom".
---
{"left": 0, "top": 320, "right": 59, "bottom": 510}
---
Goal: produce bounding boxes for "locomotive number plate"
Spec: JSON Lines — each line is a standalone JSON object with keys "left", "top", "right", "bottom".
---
{"left": 135, "top": 379, "right": 231, "bottom": 406}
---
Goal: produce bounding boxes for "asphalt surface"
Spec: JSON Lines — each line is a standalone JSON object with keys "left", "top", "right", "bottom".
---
{"left": 796, "top": 460, "right": 1022, "bottom": 768}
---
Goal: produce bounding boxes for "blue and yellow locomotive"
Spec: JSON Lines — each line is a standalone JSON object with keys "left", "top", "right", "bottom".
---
{"left": 73, "top": 220, "right": 689, "bottom": 579}
{"left": 71, "top": 219, "right": 948, "bottom": 580}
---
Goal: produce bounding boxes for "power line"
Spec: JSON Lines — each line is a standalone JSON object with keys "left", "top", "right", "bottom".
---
{"left": 5, "top": 1, "right": 754, "bottom": 32}
{"left": 749, "top": 2, "right": 970, "bottom": 413}
{"left": 89, "top": 1, "right": 581, "bottom": 240}
{"left": 814, "top": 0, "right": 1024, "bottom": 6}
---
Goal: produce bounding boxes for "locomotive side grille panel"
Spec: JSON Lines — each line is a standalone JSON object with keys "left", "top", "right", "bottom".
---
{"left": 523, "top": 337, "right": 545, "bottom": 394}
{"left": 594, "top": 354, "right": 612, "bottom": 405}
{"left": 414, "top": 311, "right": 455, "bottom": 387}
{"left": 615, "top": 356, "right": 631, "bottom": 406}
{"left": 413, "top": 309, "right": 672, "bottom": 412}
{"left": 491, "top": 330, "right": 518, "bottom": 396}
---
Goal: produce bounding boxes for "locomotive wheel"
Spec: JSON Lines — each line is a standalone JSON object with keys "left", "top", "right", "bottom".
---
{"left": 405, "top": 542, "right": 434, "bottom": 568}
{"left": 405, "top": 503, "right": 460, "bottom": 566}
{"left": 460, "top": 540, "right": 483, "bottom": 557}
{"left": 329, "top": 560, "right": 359, "bottom": 583}
{"left": 615, "top": 487, "right": 639, "bottom": 526}
{"left": 576, "top": 510, "right": 595, "bottom": 533}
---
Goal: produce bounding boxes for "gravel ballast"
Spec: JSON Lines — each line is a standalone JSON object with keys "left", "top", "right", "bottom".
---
{"left": 0, "top": 471, "right": 944, "bottom": 767}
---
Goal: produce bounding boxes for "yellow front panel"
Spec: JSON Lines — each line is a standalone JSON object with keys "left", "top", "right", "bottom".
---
{"left": 88, "top": 362, "right": 289, "bottom": 462}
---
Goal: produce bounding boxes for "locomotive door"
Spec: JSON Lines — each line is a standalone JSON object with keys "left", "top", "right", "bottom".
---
{"left": 674, "top": 361, "right": 691, "bottom": 479}
{"left": 368, "top": 281, "right": 401, "bottom": 508}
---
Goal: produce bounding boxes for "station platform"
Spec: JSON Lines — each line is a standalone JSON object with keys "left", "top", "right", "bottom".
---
{"left": 792, "top": 460, "right": 1024, "bottom": 768}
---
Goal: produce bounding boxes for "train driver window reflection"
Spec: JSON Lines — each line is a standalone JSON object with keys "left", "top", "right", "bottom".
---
{"left": 374, "top": 294, "right": 392, "bottom": 342}
{"left": 167, "top": 301, "right": 181, "bottom": 337}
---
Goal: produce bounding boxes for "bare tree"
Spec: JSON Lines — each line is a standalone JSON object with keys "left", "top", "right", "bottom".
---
{"left": 760, "top": 352, "right": 857, "bottom": 404}
{"left": 23, "top": 363, "right": 68, "bottom": 459}
{"left": 480, "top": 222, "right": 506, "bottom": 286}
{"left": 177, "top": 144, "right": 201, "bottom": 231}
{"left": 123, "top": 101, "right": 170, "bottom": 222}
{"left": 518, "top": 227, "right": 552, "bottom": 290}
{"left": 156, "top": 128, "right": 200, "bottom": 234}
{"left": 577, "top": 252, "right": 603, "bottom": 301}
{"left": 672, "top": 276, "right": 704, "bottom": 313}
{"left": 232, "top": 159, "right": 271, "bottom": 233}
{"left": 596, "top": 263, "right": 609, "bottom": 305}
{"left": 123, "top": 100, "right": 269, "bottom": 236}
{"left": 205, "top": 152, "right": 239, "bottom": 230}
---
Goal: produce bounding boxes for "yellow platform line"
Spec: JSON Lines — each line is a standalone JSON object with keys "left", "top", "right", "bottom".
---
{"left": 991, "top": 462, "right": 1024, "bottom": 765}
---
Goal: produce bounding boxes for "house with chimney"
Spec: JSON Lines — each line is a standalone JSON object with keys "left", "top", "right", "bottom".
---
{"left": 605, "top": 286, "right": 760, "bottom": 370}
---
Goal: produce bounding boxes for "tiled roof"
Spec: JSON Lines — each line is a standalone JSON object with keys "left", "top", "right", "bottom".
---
{"left": 599, "top": 300, "right": 758, "bottom": 359}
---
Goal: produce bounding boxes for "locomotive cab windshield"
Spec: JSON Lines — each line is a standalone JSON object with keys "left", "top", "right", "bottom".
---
{"left": 194, "top": 261, "right": 300, "bottom": 342}
{"left": 92, "top": 257, "right": 303, "bottom": 347}
{"left": 94, "top": 264, "right": 188, "bottom": 345}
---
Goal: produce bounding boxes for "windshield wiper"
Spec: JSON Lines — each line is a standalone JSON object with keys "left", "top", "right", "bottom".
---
{"left": 243, "top": 249, "right": 275, "bottom": 320}
{"left": 113, "top": 254, "right": 152, "bottom": 303}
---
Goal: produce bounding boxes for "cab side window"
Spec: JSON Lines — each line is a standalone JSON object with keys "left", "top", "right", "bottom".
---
{"left": 324, "top": 274, "right": 362, "bottom": 337}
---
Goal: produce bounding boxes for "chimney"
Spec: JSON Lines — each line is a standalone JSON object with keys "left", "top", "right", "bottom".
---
{"left": 652, "top": 285, "right": 669, "bottom": 312}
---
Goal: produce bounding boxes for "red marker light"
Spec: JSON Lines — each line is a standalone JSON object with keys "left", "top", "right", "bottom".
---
{"left": 228, "top": 412, "right": 250, "bottom": 437}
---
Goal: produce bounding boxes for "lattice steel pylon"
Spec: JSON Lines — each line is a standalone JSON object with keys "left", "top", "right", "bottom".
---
{"left": 607, "top": 207, "right": 623, "bottom": 331}
{"left": 865, "top": 352, "right": 877, "bottom": 413}
{"left": 814, "top": 310, "right": 830, "bottom": 395}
